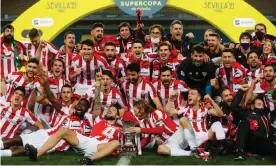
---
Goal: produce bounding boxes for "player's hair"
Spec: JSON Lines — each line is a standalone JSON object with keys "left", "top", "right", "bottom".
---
{"left": 209, "top": 33, "right": 221, "bottom": 40}
{"left": 79, "top": 98, "right": 90, "bottom": 111}
{"left": 3, "top": 24, "right": 14, "bottom": 32}
{"left": 247, "top": 51, "right": 259, "bottom": 60}
{"left": 252, "top": 97, "right": 265, "bottom": 108}
{"left": 102, "top": 70, "right": 114, "bottom": 80}
{"left": 127, "top": 63, "right": 140, "bottom": 74}
{"left": 149, "top": 24, "right": 164, "bottom": 36}
{"left": 80, "top": 39, "right": 94, "bottom": 48}
{"left": 28, "top": 28, "right": 41, "bottom": 38}
{"left": 104, "top": 41, "right": 116, "bottom": 48}
{"left": 134, "top": 100, "right": 155, "bottom": 114}
{"left": 112, "top": 104, "right": 121, "bottom": 116}
{"left": 264, "top": 64, "right": 275, "bottom": 72}
{"left": 160, "top": 66, "right": 172, "bottom": 74}
{"left": 51, "top": 58, "right": 65, "bottom": 68}
{"left": 191, "top": 44, "right": 205, "bottom": 54}
{"left": 91, "top": 22, "right": 104, "bottom": 31}
{"left": 239, "top": 32, "right": 252, "bottom": 42}
{"left": 205, "top": 29, "right": 215, "bottom": 34}
{"left": 189, "top": 88, "right": 201, "bottom": 98}
{"left": 13, "top": 86, "right": 26, "bottom": 96}
{"left": 118, "top": 22, "right": 131, "bottom": 31}
{"left": 228, "top": 41, "right": 235, "bottom": 46}
{"left": 132, "top": 39, "right": 144, "bottom": 47}
{"left": 220, "top": 88, "right": 231, "bottom": 97}
{"left": 61, "top": 84, "right": 72, "bottom": 93}
{"left": 255, "top": 23, "right": 267, "bottom": 32}
{"left": 27, "top": 58, "right": 39, "bottom": 66}
{"left": 222, "top": 48, "right": 234, "bottom": 56}
{"left": 264, "top": 40, "right": 275, "bottom": 53}
{"left": 64, "top": 31, "right": 75, "bottom": 39}
{"left": 157, "top": 42, "right": 172, "bottom": 51}
{"left": 170, "top": 20, "right": 183, "bottom": 30}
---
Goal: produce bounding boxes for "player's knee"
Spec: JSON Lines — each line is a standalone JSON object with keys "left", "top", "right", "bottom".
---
{"left": 110, "top": 140, "right": 120, "bottom": 148}
{"left": 57, "top": 127, "right": 69, "bottom": 137}
{"left": 179, "top": 117, "right": 189, "bottom": 128}
{"left": 157, "top": 145, "right": 170, "bottom": 155}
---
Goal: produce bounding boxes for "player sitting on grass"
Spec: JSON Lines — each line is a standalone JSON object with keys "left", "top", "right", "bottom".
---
{"left": 1, "top": 97, "right": 92, "bottom": 157}
{"left": 128, "top": 99, "right": 199, "bottom": 157}
{"left": 26, "top": 106, "right": 123, "bottom": 165}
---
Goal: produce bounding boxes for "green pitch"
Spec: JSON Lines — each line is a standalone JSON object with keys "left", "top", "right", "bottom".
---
{"left": 1, "top": 149, "right": 276, "bottom": 165}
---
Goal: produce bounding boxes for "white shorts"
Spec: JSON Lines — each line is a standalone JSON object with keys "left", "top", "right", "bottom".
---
{"left": 20, "top": 130, "right": 56, "bottom": 153}
{"left": 195, "top": 131, "right": 209, "bottom": 146}
{"left": 74, "top": 132, "right": 107, "bottom": 157}
{"left": 74, "top": 83, "right": 94, "bottom": 96}
{"left": 164, "top": 127, "right": 188, "bottom": 150}
{"left": 19, "top": 122, "right": 37, "bottom": 134}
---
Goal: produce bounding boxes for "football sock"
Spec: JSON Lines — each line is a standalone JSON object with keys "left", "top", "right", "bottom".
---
{"left": 170, "top": 148, "right": 191, "bottom": 156}
{"left": 211, "top": 121, "right": 225, "bottom": 140}
{"left": 0, "top": 140, "right": 4, "bottom": 150}
{"left": 1, "top": 150, "right": 12, "bottom": 157}
{"left": 184, "top": 128, "right": 197, "bottom": 149}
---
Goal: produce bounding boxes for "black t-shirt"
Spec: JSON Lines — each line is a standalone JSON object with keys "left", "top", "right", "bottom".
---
{"left": 177, "top": 58, "right": 216, "bottom": 96}
{"left": 233, "top": 46, "right": 262, "bottom": 69}
{"left": 205, "top": 48, "right": 223, "bottom": 60}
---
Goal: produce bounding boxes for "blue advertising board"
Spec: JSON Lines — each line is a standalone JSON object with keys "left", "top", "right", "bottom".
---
{"left": 114, "top": 0, "right": 168, "bottom": 16}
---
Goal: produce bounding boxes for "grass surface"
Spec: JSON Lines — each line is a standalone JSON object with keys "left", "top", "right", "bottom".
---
{"left": 1, "top": 149, "right": 276, "bottom": 165}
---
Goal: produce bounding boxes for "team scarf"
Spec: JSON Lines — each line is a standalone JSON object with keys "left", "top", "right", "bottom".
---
{"left": 12, "top": 41, "right": 22, "bottom": 70}
{"left": 2, "top": 40, "right": 22, "bottom": 70}
{"left": 217, "top": 61, "right": 245, "bottom": 93}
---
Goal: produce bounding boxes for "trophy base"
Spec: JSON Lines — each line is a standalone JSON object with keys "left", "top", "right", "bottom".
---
{"left": 120, "top": 145, "right": 137, "bottom": 156}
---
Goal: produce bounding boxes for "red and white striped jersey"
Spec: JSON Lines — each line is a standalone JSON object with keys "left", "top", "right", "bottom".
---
{"left": 93, "top": 36, "right": 110, "bottom": 56}
{"left": 1, "top": 40, "right": 24, "bottom": 78}
{"left": 121, "top": 80, "right": 157, "bottom": 112}
{"left": 57, "top": 53, "right": 81, "bottom": 81}
{"left": 5, "top": 71, "right": 41, "bottom": 107}
{"left": 178, "top": 106, "right": 209, "bottom": 133}
{"left": 82, "top": 87, "right": 126, "bottom": 118}
{"left": 139, "top": 109, "right": 178, "bottom": 142}
{"left": 25, "top": 42, "right": 58, "bottom": 69}
{"left": 48, "top": 104, "right": 73, "bottom": 127}
{"left": 37, "top": 76, "right": 70, "bottom": 127}
{"left": 47, "top": 75, "right": 71, "bottom": 98}
{"left": 253, "top": 80, "right": 276, "bottom": 111}
{"left": 151, "top": 57, "right": 180, "bottom": 82}
{"left": 46, "top": 114, "right": 93, "bottom": 136}
{"left": 216, "top": 62, "right": 246, "bottom": 94}
{"left": 71, "top": 54, "right": 109, "bottom": 85}
{"left": 107, "top": 56, "right": 127, "bottom": 80}
{"left": 0, "top": 106, "right": 38, "bottom": 139}
{"left": 153, "top": 80, "right": 188, "bottom": 109}
{"left": 46, "top": 113, "right": 93, "bottom": 151}
{"left": 115, "top": 39, "right": 133, "bottom": 56}
{"left": 245, "top": 67, "right": 263, "bottom": 86}
{"left": 90, "top": 119, "right": 122, "bottom": 142}
{"left": 121, "top": 53, "right": 157, "bottom": 81}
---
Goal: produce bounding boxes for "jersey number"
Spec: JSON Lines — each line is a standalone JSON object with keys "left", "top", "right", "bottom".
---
{"left": 102, "top": 127, "right": 116, "bottom": 139}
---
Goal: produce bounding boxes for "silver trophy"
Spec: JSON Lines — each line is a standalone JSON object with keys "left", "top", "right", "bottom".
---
{"left": 121, "top": 121, "right": 142, "bottom": 155}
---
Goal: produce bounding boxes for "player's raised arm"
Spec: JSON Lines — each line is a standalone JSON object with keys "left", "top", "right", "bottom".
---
{"left": 38, "top": 72, "right": 62, "bottom": 110}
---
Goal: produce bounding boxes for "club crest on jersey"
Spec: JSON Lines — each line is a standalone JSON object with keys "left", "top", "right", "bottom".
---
{"left": 62, "top": 120, "right": 69, "bottom": 127}
{"left": 111, "top": 99, "right": 117, "bottom": 104}
{"left": 1, "top": 111, "right": 6, "bottom": 117}
{"left": 234, "top": 69, "right": 241, "bottom": 78}
{"left": 202, "top": 72, "right": 207, "bottom": 77}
